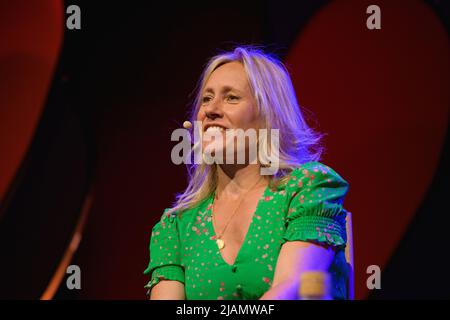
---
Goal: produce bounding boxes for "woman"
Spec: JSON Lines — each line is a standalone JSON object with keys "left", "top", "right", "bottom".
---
{"left": 144, "top": 46, "right": 350, "bottom": 300}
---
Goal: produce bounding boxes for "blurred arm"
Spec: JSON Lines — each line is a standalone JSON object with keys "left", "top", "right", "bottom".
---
{"left": 149, "top": 280, "right": 186, "bottom": 300}
{"left": 259, "top": 241, "right": 334, "bottom": 300}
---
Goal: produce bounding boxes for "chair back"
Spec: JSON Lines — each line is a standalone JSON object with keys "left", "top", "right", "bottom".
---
{"left": 345, "top": 212, "right": 354, "bottom": 300}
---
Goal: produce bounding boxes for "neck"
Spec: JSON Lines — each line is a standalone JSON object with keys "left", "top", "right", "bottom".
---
{"left": 215, "top": 164, "right": 267, "bottom": 199}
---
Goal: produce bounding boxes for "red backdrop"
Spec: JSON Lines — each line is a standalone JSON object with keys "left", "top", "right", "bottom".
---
{"left": 1, "top": 0, "right": 448, "bottom": 299}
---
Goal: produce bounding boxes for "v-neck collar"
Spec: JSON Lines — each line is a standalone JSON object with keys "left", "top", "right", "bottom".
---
{"left": 206, "top": 185, "right": 271, "bottom": 267}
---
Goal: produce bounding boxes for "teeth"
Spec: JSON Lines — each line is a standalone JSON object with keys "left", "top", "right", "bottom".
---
{"left": 205, "top": 126, "right": 225, "bottom": 133}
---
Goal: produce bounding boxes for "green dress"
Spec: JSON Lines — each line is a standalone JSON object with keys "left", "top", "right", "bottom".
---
{"left": 144, "top": 161, "right": 350, "bottom": 299}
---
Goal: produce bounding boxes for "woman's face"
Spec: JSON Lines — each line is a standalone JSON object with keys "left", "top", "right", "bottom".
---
{"left": 197, "top": 61, "right": 261, "bottom": 161}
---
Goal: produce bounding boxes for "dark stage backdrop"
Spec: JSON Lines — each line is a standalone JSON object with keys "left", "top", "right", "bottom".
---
{"left": 0, "top": 0, "right": 448, "bottom": 299}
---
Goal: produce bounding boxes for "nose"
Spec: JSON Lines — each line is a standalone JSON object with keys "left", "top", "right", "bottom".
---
{"left": 203, "top": 97, "right": 223, "bottom": 120}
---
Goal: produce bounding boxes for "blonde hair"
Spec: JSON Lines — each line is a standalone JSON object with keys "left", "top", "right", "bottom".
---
{"left": 171, "top": 46, "right": 323, "bottom": 213}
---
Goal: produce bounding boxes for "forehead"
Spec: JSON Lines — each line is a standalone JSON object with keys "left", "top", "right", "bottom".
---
{"left": 204, "top": 61, "right": 249, "bottom": 91}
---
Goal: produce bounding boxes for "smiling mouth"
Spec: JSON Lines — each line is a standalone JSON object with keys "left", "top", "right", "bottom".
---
{"left": 203, "top": 125, "right": 228, "bottom": 133}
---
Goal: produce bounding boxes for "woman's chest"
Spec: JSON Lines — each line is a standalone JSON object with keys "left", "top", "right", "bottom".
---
{"left": 178, "top": 196, "right": 289, "bottom": 299}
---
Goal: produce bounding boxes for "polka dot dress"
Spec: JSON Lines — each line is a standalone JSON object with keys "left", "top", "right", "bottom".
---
{"left": 144, "top": 162, "right": 350, "bottom": 300}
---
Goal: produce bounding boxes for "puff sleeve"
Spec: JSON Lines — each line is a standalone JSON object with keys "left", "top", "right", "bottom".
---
{"left": 143, "top": 209, "right": 185, "bottom": 295}
{"left": 282, "top": 162, "right": 349, "bottom": 248}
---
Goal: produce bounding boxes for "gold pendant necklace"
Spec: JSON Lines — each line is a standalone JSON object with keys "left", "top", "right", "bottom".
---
{"left": 216, "top": 238, "right": 225, "bottom": 250}
{"left": 211, "top": 176, "right": 264, "bottom": 250}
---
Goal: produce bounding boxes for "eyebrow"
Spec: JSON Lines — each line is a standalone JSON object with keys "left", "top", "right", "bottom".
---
{"left": 203, "top": 86, "right": 242, "bottom": 95}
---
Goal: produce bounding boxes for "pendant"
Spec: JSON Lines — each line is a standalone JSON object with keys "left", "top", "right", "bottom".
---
{"left": 216, "top": 238, "right": 225, "bottom": 250}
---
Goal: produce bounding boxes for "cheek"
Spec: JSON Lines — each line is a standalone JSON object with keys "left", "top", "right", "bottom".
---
{"left": 196, "top": 109, "right": 205, "bottom": 121}
{"left": 230, "top": 103, "right": 259, "bottom": 129}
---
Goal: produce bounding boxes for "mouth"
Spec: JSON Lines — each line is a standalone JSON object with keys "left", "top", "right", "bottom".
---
{"left": 203, "top": 123, "right": 229, "bottom": 133}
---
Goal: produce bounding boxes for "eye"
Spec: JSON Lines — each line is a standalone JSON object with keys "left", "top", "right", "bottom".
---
{"left": 226, "top": 94, "right": 240, "bottom": 103}
{"left": 201, "top": 95, "right": 213, "bottom": 104}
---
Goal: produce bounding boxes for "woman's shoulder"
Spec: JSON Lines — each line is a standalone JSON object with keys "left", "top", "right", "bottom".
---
{"left": 281, "top": 161, "right": 349, "bottom": 191}
{"left": 159, "top": 195, "right": 213, "bottom": 225}
{"left": 289, "top": 161, "right": 345, "bottom": 179}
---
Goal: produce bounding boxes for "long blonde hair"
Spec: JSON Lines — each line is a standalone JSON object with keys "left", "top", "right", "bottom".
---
{"left": 171, "top": 46, "right": 323, "bottom": 213}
